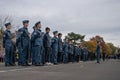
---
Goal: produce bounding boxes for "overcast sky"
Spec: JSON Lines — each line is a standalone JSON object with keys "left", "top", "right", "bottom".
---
{"left": 0, "top": 0, "right": 120, "bottom": 46}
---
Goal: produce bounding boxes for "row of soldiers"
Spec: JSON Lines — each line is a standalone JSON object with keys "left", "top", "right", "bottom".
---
{"left": 3, "top": 20, "right": 91, "bottom": 66}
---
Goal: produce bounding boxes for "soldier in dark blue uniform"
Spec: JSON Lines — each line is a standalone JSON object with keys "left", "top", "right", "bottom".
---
{"left": 78, "top": 46, "right": 82, "bottom": 61}
{"left": 31, "top": 21, "right": 43, "bottom": 66}
{"left": 16, "top": 29, "right": 23, "bottom": 65}
{"left": 83, "top": 47, "right": 85, "bottom": 61}
{"left": 63, "top": 39, "right": 68, "bottom": 63}
{"left": 31, "top": 26, "right": 36, "bottom": 65}
{"left": 43, "top": 27, "right": 51, "bottom": 63}
{"left": 58, "top": 33, "right": 63, "bottom": 63}
{"left": 51, "top": 31, "right": 58, "bottom": 65}
{"left": 3, "top": 22, "right": 15, "bottom": 66}
{"left": 85, "top": 47, "right": 88, "bottom": 61}
{"left": 96, "top": 41, "right": 101, "bottom": 63}
{"left": 68, "top": 40, "right": 71, "bottom": 62}
{"left": 83, "top": 47, "right": 88, "bottom": 61}
{"left": 74, "top": 45, "right": 80, "bottom": 62}
{"left": 68, "top": 40, "right": 74, "bottom": 63}
{"left": 41, "top": 32, "right": 45, "bottom": 65}
{"left": 80, "top": 46, "right": 84, "bottom": 61}
{"left": 17, "top": 20, "right": 30, "bottom": 66}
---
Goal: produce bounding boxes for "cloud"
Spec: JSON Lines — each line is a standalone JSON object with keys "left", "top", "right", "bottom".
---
{"left": 0, "top": 0, "right": 120, "bottom": 46}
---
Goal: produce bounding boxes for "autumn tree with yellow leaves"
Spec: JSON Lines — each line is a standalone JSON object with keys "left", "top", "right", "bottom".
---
{"left": 82, "top": 35, "right": 117, "bottom": 55}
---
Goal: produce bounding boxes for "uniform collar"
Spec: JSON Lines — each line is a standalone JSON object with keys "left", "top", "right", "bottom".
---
{"left": 54, "top": 36, "right": 57, "bottom": 38}
{"left": 23, "top": 27, "right": 28, "bottom": 30}
{"left": 6, "top": 29, "right": 11, "bottom": 32}
{"left": 58, "top": 37, "right": 62, "bottom": 39}
{"left": 36, "top": 29, "right": 41, "bottom": 32}
{"left": 46, "top": 32, "right": 49, "bottom": 34}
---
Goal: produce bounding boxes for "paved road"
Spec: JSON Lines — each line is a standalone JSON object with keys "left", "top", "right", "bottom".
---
{"left": 0, "top": 60, "right": 120, "bottom": 80}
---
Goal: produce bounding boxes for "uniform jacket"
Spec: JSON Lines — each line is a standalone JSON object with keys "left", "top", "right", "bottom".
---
{"left": 31, "top": 29, "right": 43, "bottom": 46}
{"left": 51, "top": 36, "right": 58, "bottom": 51}
{"left": 43, "top": 32, "right": 51, "bottom": 48}
{"left": 58, "top": 38, "right": 63, "bottom": 52}
{"left": 63, "top": 42, "right": 68, "bottom": 54}
{"left": 17, "top": 27, "right": 30, "bottom": 48}
{"left": 3, "top": 29, "right": 13, "bottom": 48}
{"left": 68, "top": 44, "right": 74, "bottom": 55}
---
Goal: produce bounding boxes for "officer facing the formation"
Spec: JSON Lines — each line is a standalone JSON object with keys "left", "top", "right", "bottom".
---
{"left": 43, "top": 27, "right": 51, "bottom": 63}
{"left": 51, "top": 31, "right": 59, "bottom": 65}
{"left": 31, "top": 21, "right": 43, "bottom": 66}
{"left": 3, "top": 22, "right": 15, "bottom": 66}
{"left": 58, "top": 33, "right": 63, "bottom": 63}
{"left": 96, "top": 41, "right": 101, "bottom": 63}
{"left": 17, "top": 20, "right": 30, "bottom": 66}
{"left": 63, "top": 39, "right": 69, "bottom": 63}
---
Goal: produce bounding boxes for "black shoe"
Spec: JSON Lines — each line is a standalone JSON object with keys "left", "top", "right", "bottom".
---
{"left": 21, "top": 64, "right": 27, "bottom": 66}
{"left": 18, "top": 64, "right": 22, "bottom": 66}
{"left": 18, "top": 63, "right": 22, "bottom": 66}
{"left": 97, "top": 62, "right": 100, "bottom": 64}
{"left": 10, "top": 64, "right": 16, "bottom": 66}
{"left": 40, "top": 63, "right": 44, "bottom": 66}
{"left": 32, "top": 63, "right": 35, "bottom": 65}
{"left": 26, "top": 64, "right": 31, "bottom": 66}
{"left": 35, "top": 63, "right": 41, "bottom": 66}
{"left": 54, "top": 63, "right": 58, "bottom": 65}
{"left": 5, "top": 64, "right": 10, "bottom": 67}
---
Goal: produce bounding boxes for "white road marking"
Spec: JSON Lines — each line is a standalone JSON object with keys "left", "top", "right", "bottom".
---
{"left": 0, "top": 67, "right": 38, "bottom": 73}
{"left": 8, "top": 68, "right": 33, "bottom": 71}
{"left": 0, "top": 71, "right": 7, "bottom": 73}
{"left": 0, "top": 62, "right": 85, "bottom": 73}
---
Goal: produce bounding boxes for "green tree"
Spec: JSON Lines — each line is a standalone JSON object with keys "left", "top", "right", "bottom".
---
{"left": 107, "top": 43, "right": 117, "bottom": 54}
{"left": 85, "top": 35, "right": 114, "bottom": 55}
{"left": 65, "top": 32, "right": 85, "bottom": 44}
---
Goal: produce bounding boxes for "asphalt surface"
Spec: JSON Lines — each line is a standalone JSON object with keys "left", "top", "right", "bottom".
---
{"left": 0, "top": 59, "right": 120, "bottom": 80}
